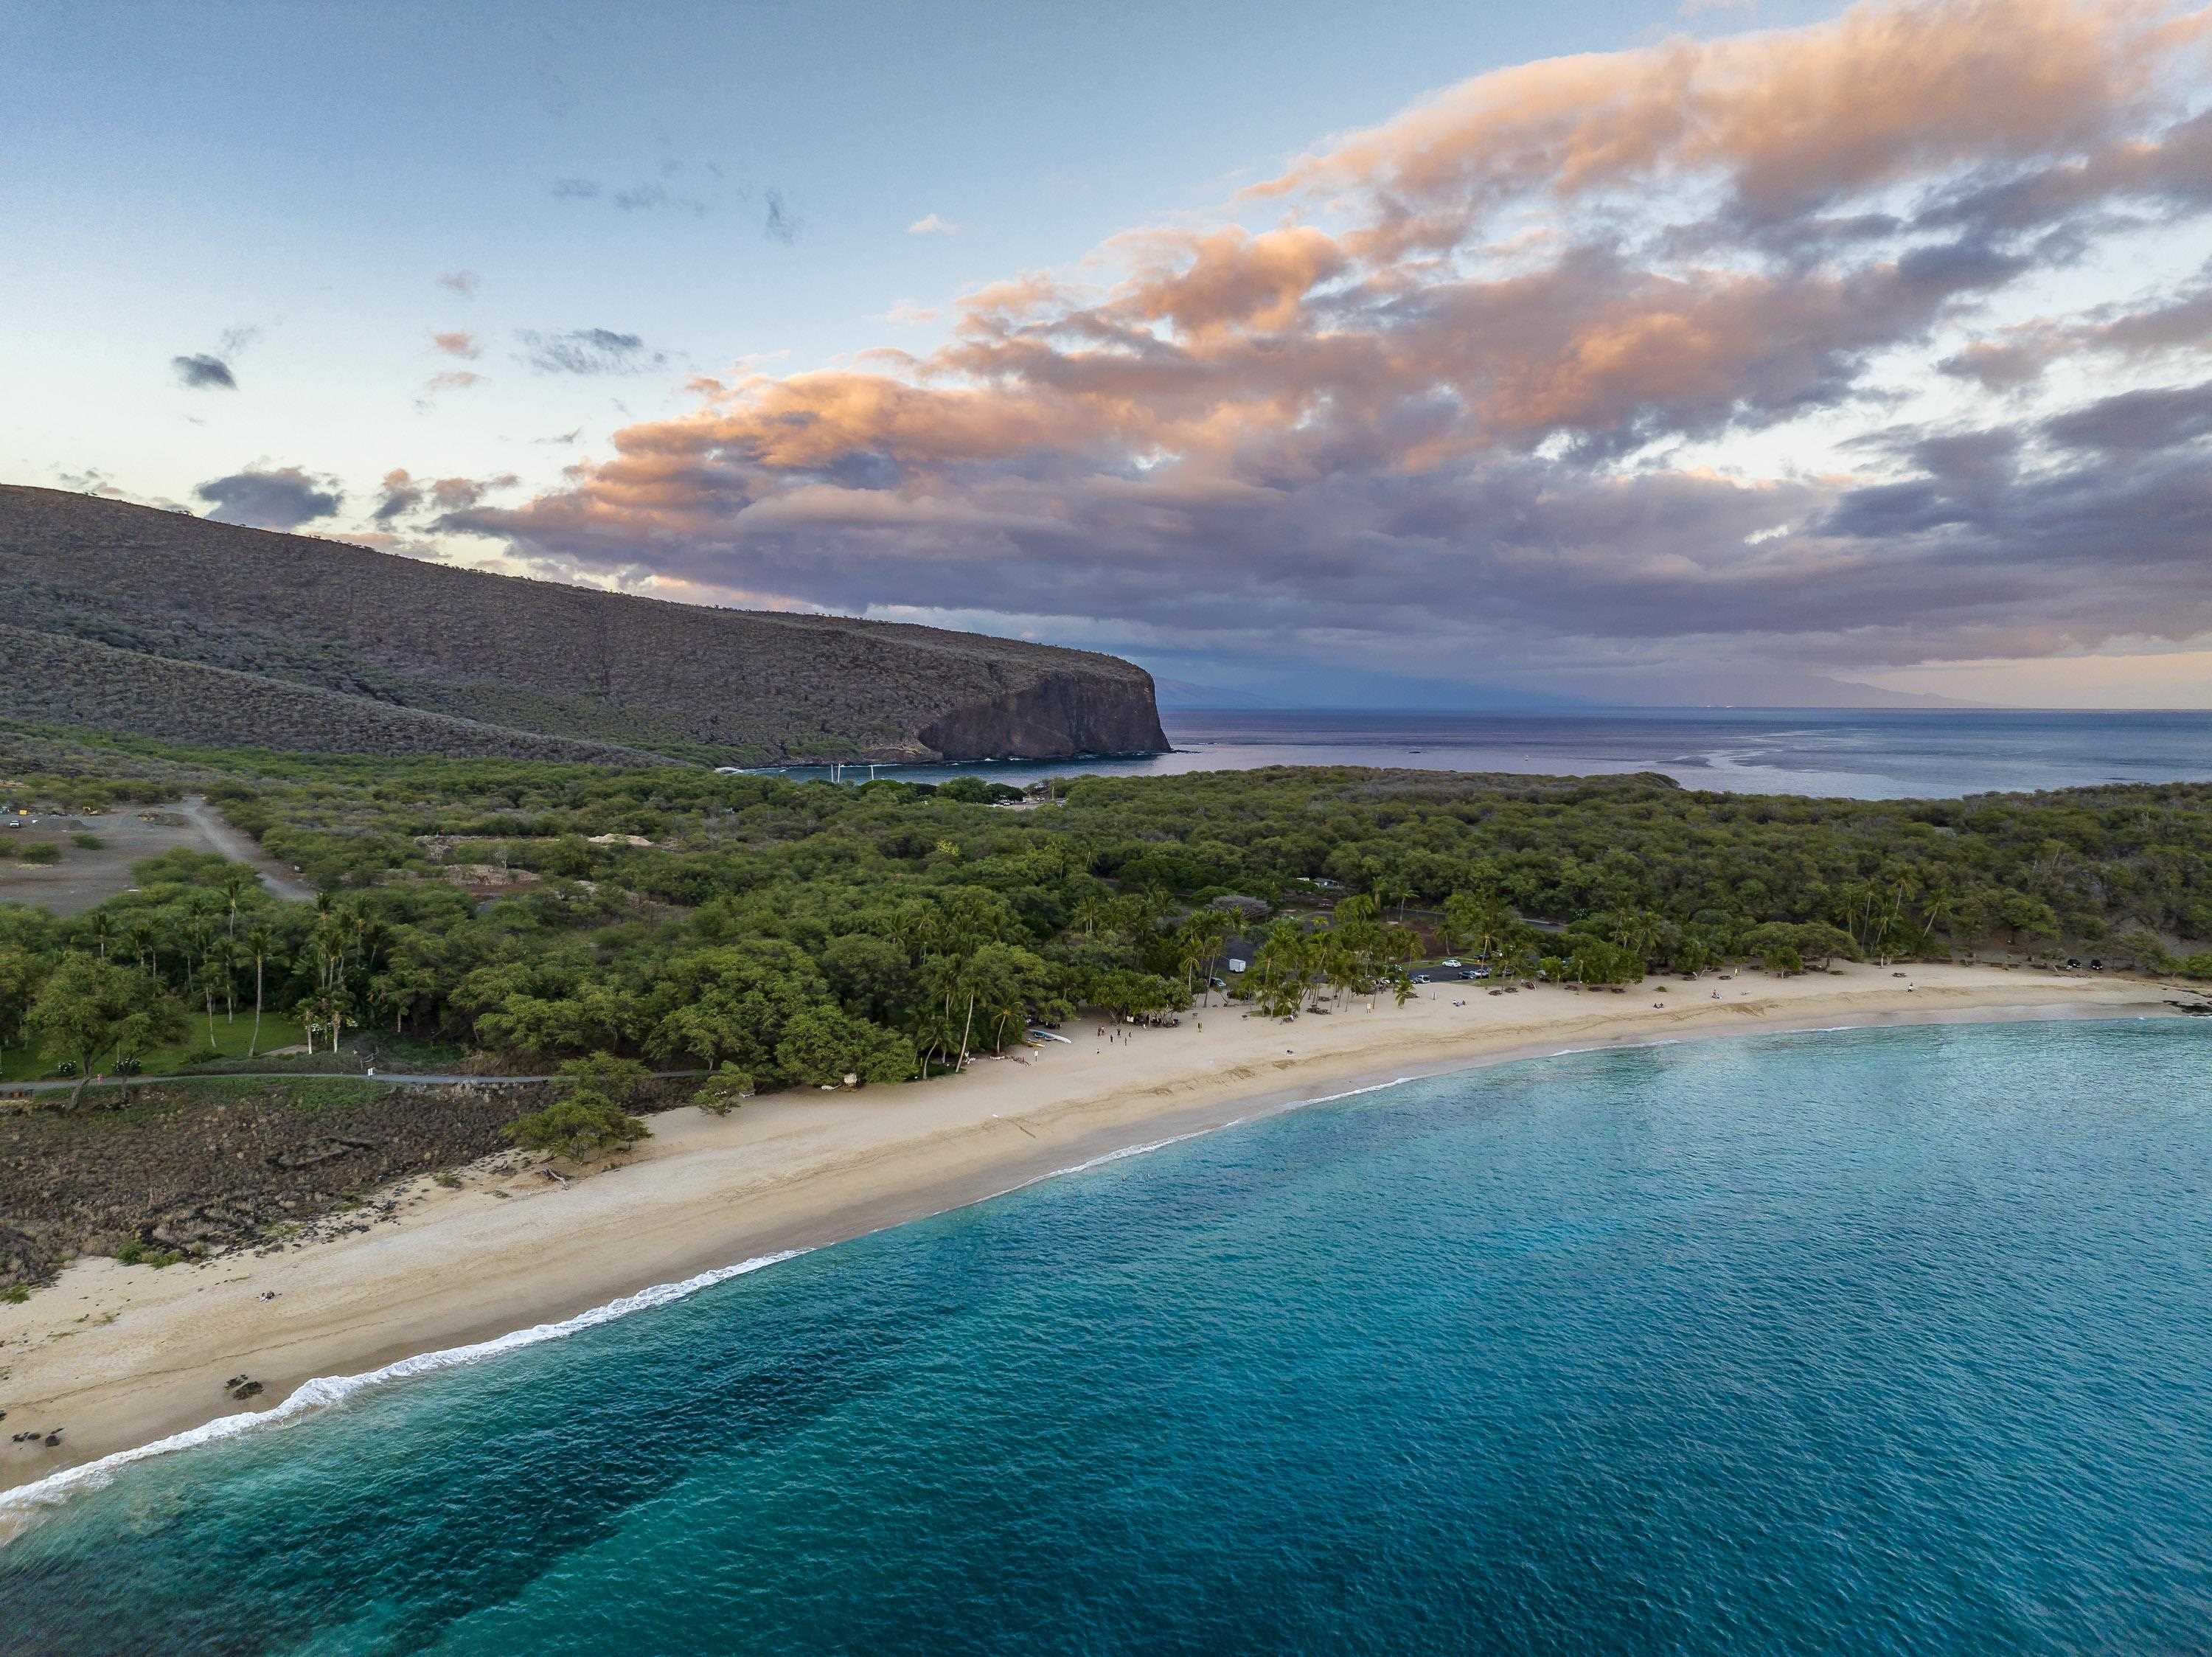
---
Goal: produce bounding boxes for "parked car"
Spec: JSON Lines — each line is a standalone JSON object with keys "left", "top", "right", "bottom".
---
{"left": 1439, "top": 958, "right": 1462, "bottom": 968}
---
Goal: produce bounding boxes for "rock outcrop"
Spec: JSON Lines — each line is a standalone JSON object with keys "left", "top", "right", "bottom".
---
{"left": 916, "top": 664, "right": 1168, "bottom": 760}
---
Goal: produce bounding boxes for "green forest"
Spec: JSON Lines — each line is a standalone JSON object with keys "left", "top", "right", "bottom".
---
{"left": 6, "top": 731, "right": 2212, "bottom": 1108}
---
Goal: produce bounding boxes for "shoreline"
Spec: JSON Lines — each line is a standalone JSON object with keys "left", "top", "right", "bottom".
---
{"left": 0, "top": 964, "right": 2188, "bottom": 1516}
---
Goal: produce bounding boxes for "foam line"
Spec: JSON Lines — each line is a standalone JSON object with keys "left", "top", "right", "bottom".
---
{"left": 0, "top": 1250, "right": 806, "bottom": 1527}
{"left": 1, "top": 1072, "right": 1427, "bottom": 1530}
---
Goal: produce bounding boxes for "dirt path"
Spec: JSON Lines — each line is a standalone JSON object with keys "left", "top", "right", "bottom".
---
{"left": 179, "top": 796, "right": 315, "bottom": 901}
{"left": 0, "top": 1069, "right": 706, "bottom": 1099}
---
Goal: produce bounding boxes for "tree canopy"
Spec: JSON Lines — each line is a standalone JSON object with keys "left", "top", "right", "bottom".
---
{"left": 4, "top": 737, "right": 2207, "bottom": 1094}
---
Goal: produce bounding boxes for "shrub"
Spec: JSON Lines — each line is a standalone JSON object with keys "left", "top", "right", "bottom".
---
{"left": 774, "top": 1007, "right": 918, "bottom": 1086}
{"left": 16, "top": 841, "right": 60, "bottom": 865}
{"left": 555, "top": 1052, "right": 650, "bottom": 1103}
{"left": 693, "top": 1063, "right": 754, "bottom": 1116}
{"left": 505, "top": 1089, "right": 648, "bottom": 1161}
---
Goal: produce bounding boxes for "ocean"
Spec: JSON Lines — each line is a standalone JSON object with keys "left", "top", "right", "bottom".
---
{"left": 6, "top": 1018, "right": 2211, "bottom": 1654}
{"left": 807, "top": 707, "right": 2212, "bottom": 798}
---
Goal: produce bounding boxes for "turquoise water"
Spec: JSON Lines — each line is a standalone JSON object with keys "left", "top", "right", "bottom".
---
{"left": 7, "top": 1019, "right": 2212, "bottom": 1653}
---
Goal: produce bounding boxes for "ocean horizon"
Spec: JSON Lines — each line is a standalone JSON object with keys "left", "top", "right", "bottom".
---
{"left": 7, "top": 1018, "right": 2212, "bottom": 1653}
{"left": 785, "top": 706, "right": 2212, "bottom": 800}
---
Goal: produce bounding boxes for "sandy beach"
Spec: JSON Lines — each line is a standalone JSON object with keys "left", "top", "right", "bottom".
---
{"left": 0, "top": 962, "right": 2187, "bottom": 1507}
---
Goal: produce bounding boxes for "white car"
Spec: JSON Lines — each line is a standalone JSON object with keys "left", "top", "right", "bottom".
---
{"left": 1440, "top": 958, "right": 1462, "bottom": 968}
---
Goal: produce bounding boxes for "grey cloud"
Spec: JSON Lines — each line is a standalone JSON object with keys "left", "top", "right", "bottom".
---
{"left": 430, "top": 473, "right": 515, "bottom": 510}
{"left": 172, "top": 353, "right": 236, "bottom": 389}
{"left": 437, "top": 270, "right": 480, "bottom": 296}
{"left": 1923, "top": 108, "right": 2212, "bottom": 242}
{"left": 516, "top": 327, "right": 664, "bottom": 375}
{"left": 553, "top": 175, "right": 714, "bottom": 215}
{"left": 195, "top": 466, "right": 343, "bottom": 529}
{"left": 55, "top": 468, "right": 193, "bottom": 513}
{"left": 1939, "top": 258, "right": 2212, "bottom": 389}
{"left": 763, "top": 189, "right": 799, "bottom": 243}
{"left": 2088, "top": 268, "right": 2212, "bottom": 355}
{"left": 1823, "top": 479, "right": 1966, "bottom": 540}
{"left": 374, "top": 470, "right": 518, "bottom": 525}
{"left": 2042, "top": 381, "right": 2212, "bottom": 454}
{"left": 372, "top": 469, "right": 422, "bottom": 524}
{"left": 1938, "top": 338, "right": 2053, "bottom": 389}
{"left": 613, "top": 183, "right": 708, "bottom": 215}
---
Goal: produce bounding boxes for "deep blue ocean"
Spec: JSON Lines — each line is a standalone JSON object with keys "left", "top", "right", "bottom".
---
{"left": 7, "top": 1018, "right": 2212, "bottom": 1654}
{"left": 816, "top": 707, "right": 2212, "bottom": 798}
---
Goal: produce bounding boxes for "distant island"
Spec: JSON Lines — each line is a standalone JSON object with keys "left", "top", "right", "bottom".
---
{"left": 0, "top": 485, "right": 1169, "bottom": 767}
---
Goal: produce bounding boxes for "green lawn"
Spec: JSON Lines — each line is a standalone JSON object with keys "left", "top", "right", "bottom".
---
{"left": 1, "top": 1009, "right": 311, "bottom": 1083}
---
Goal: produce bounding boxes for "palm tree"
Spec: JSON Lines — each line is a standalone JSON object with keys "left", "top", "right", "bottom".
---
{"left": 192, "top": 929, "right": 234, "bottom": 1050}
{"left": 218, "top": 865, "right": 257, "bottom": 939}
{"left": 304, "top": 984, "right": 352, "bottom": 1056}
{"left": 1175, "top": 909, "right": 1232, "bottom": 1007}
{"left": 244, "top": 922, "right": 273, "bottom": 1057}
{"left": 1919, "top": 887, "right": 1957, "bottom": 945}
{"left": 1611, "top": 908, "right": 1663, "bottom": 963}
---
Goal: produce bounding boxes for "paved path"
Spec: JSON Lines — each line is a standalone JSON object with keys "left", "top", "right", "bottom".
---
{"left": 180, "top": 796, "right": 316, "bottom": 902}
{"left": 0, "top": 1069, "right": 705, "bottom": 1098}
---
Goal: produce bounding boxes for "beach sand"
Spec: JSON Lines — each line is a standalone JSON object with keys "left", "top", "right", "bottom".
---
{"left": 0, "top": 962, "right": 2185, "bottom": 1503}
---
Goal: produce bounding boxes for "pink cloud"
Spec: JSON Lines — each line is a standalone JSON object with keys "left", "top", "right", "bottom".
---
{"left": 446, "top": 0, "right": 2212, "bottom": 689}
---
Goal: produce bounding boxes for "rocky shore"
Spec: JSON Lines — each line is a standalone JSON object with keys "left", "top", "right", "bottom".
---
{"left": 0, "top": 1077, "right": 681, "bottom": 1289}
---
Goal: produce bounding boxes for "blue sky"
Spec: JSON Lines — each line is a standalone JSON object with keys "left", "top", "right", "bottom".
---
{"left": 7, "top": 0, "right": 2211, "bottom": 706}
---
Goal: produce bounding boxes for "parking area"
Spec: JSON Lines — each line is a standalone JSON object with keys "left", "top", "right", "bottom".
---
{"left": 0, "top": 798, "right": 310, "bottom": 914}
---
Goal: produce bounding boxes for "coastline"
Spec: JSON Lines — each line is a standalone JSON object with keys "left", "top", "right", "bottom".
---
{"left": 0, "top": 963, "right": 2185, "bottom": 1514}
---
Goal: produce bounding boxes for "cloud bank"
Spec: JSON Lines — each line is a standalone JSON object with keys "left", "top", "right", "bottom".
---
{"left": 448, "top": 0, "right": 2212, "bottom": 699}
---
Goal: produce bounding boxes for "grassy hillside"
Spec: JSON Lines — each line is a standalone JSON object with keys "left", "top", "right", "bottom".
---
{"left": 0, "top": 626, "right": 660, "bottom": 764}
{"left": 0, "top": 485, "right": 1169, "bottom": 765}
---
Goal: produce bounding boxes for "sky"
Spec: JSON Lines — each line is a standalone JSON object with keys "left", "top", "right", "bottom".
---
{"left": 5, "top": 0, "right": 2211, "bottom": 709}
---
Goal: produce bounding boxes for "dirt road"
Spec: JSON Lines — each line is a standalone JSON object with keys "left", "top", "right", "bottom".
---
{"left": 178, "top": 796, "right": 315, "bottom": 900}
